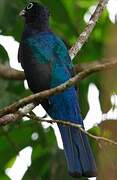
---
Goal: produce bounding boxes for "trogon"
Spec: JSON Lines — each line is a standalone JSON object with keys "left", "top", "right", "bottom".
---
{"left": 18, "top": 1, "right": 97, "bottom": 178}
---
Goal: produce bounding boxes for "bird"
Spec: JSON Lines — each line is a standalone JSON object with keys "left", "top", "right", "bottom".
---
{"left": 18, "top": 1, "right": 97, "bottom": 178}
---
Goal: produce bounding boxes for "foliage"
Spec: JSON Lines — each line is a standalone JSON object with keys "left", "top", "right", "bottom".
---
{"left": 0, "top": 0, "right": 117, "bottom": 179}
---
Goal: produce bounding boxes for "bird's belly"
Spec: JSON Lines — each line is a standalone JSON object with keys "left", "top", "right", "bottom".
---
{"left": 23, "top": 62, "right": 51, "bottom": 93}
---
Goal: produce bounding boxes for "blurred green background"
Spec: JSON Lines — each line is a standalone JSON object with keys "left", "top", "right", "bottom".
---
{"left": 0, "top": 0, "right": 117, "bottom": 179}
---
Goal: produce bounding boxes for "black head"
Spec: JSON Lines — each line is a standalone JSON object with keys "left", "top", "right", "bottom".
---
{"left": 19, "top": 1, "right": 50, "bottom": 25}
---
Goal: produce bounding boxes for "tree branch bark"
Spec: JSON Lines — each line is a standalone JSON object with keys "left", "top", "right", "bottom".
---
{"left": 69, "top": 0, "right": 109, "bottom": 59}
{"left": 0, "top": 103, "right": 35, "bottom": 125}
{"left": 0, "top": 63, "right": 25, "bottom": 80}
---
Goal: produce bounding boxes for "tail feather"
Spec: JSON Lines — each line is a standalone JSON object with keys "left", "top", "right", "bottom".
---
{"left": 59, "top": 125, "right": 97, "bottom": 177}
{"left": 44, "top": 87, "right": 97, "bottom": 178}
{"left": 59, "top": 126, "right": 82, "bottom": 175}
{"left": 71, "top": 128, "right": 97, "bottom": 176}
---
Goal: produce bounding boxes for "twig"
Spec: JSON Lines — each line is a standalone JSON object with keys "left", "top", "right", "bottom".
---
{"left": 28, "top": 113, "right": 117, "bottom": 145}
{"left": 69, "top": 0, "right": 109, "bottom": 59}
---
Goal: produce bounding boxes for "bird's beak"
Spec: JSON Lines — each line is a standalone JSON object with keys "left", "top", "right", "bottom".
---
{"left": 19, "top": 9, "right": 26, "bottom": 16}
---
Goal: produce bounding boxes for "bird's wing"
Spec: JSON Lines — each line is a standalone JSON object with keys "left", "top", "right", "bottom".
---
{"left": 53, "top": 35, "right": 74, "bottom": 76}
{"left": 26, "top": 32, "right": 74, "bottom": 87}
{"left": 27, "top": 32, "right": 73, "bottom": 72}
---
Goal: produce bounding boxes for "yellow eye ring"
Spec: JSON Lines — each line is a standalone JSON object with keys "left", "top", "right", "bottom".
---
{"left": 27, "top": 3, "right": 33, "bottom": 10}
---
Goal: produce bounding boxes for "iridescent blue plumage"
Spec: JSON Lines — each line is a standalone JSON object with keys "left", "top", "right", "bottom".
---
{"left": 18, "top": 2, "right": 97, "bottom": 178}
{"left": 27, "top": 32, "right": 73, "bottom": 87}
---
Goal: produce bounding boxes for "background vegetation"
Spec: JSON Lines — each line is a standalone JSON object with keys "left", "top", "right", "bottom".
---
{"left": 0, "top": 0, "right": 117, "bottom": 179}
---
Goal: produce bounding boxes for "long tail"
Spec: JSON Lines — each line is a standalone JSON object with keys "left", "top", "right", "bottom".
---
{"left": 43, "top": 87, "right": 97, "bottom": 178}
{"left": 58, "top": 125, "right": 97, "bottom": 177}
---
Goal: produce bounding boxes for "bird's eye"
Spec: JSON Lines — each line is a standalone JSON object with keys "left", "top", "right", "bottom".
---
{"left": 27, "top": 3, "right": 33, "bottom": 10}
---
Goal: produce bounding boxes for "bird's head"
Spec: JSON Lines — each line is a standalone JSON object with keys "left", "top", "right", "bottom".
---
{"left": 19, "top": 1, "right": 50, "bottom": 25}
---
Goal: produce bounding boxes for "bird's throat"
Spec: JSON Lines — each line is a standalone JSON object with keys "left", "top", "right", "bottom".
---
{"left": 25, "top": 15, "right": 50, "bottom": 33}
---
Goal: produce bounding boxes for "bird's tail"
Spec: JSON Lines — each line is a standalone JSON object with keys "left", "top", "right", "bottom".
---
{"left": 44, "top": 87, "right": 97, "bottom": 178}
{"left": 58, "top": 124, "right": 97, "bottom": 178}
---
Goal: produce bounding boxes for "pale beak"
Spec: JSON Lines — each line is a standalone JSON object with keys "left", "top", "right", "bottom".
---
{"left": 19, "top": 9, "right": 26, "bottom": 16}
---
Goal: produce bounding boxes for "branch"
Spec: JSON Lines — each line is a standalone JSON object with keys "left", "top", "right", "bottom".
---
{"left": 69, "top": 0, "right": 109, "bottom": 59}
{"left": 0, "top": 113, "right": 22, "bottom": 125}
{"left": 74, "top": 58, "right": 117, "bottom": 73}
{"left": 0, "top": 58, "right": 117, "bottom": 118}
{"left": 0, "top": 103, "right": 35, "bottom": 125}
{"left": 0, "top": 63, "right": 25, "bottom": 80}
{"left": 29, "top": 115, "right": 117, "bottom": 146}
{"left": 0, "top": 57, "right": 117, "bottom": 81}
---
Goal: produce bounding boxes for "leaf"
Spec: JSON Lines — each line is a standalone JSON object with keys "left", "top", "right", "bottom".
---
{"left": 0, "top": 45, "right": 9, "bottom": 63}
